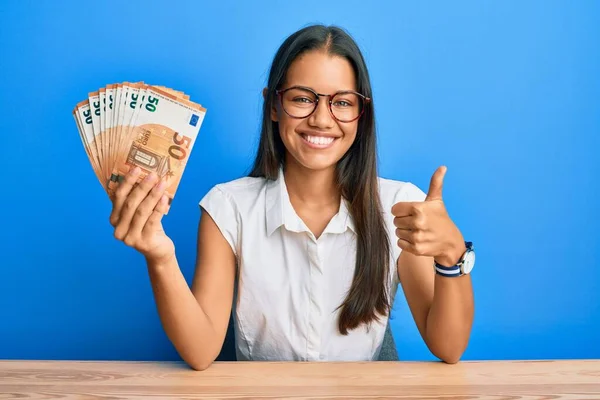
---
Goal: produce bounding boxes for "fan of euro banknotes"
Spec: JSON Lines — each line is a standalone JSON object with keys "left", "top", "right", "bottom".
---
{"left": 72, "top": 82, "right": 206, "bottom": 203}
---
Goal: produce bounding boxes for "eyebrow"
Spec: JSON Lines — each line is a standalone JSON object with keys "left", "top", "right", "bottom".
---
{"left": 285, "top": 85, "right": 359, "bottom": 94}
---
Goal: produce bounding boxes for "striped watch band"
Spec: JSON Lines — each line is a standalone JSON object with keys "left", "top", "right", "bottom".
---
{"left": 434, "top": 262, "right": 463, "bottom": 277}
{"left": 434, "top": 241, "right": 473, "bottom": 278}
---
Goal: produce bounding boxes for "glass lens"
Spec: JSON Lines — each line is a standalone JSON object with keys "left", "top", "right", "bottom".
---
{"left": 281, "top": 88, "right": 317, "bottom": 118}
{"left": 331, "top": 92, "right": 363, "bottom": 122}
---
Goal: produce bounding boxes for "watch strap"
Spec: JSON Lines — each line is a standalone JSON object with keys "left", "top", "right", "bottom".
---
{"left": 434, "top": 241, "right": 473, "bottom": 278}
{"left": 434, "top": 262, "right": 463, "bottom": 277}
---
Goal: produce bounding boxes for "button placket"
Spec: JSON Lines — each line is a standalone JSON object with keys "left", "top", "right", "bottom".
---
{"left": 306, "top": 235, "right": 323, "bottom": 360}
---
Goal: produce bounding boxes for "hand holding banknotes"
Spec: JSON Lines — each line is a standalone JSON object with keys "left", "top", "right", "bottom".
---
{"left": 73, "top": 82, "right": 206, "bottom": 261}
{"left": 109, "top": 166, "right": 175, "bottom": 263}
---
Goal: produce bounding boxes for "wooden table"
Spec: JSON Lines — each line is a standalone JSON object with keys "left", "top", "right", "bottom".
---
{"left": 1, "top": 360, "right": 599, "bottom": 399}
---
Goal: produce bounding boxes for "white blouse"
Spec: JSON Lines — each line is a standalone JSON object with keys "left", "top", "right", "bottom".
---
{"left": 199, "top": 169, "right": 426, "bottom": 361}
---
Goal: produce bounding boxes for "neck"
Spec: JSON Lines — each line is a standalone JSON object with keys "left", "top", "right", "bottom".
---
{"left": 283, "top": 160, "right": 340, "bottom": 208}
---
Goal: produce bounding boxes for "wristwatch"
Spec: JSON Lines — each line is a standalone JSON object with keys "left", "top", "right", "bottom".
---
{"left": 434, "top": 241, "right": 475, "bottom": 278}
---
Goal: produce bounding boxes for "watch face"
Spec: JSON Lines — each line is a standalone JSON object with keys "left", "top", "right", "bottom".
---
{"left": 462, "top": 251, "right": 476, "bottom": 274}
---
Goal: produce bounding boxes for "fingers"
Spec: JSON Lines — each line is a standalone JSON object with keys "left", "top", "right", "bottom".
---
{"left": 393, "top": 215, "right": 414, "bottom": 231}
{"left": 425, "top": 166, "right": 447, "bottom": 202}
{"left": 110, "top": 167, "right": 142, "bottom": 226}
{"left": 395, "top": 225, "right": 428, "bottom": 256}
{"left": 397, "top": 238, "right": 417, "bottom": 254}
{"left": 393, "top": 209, "right": 427, "bottom": 254}
{"left": 393, "top": 213, "right": 427, "bottom": 230}
{"left": 154, "top": 194, "right": 170, "bottom": 215}
{"left": 397, "top": 233, "right": 426, "bottom": 256}
{"left": 124, "top": 179, "right": 168, "bottom": 245}
{"left": 395, "top": 227, "right": 413, "bottom": 244}
{"left": 143, "top": 195, "right": 170, "bottom": 235}
{"left": 113, "top": 172, "right": 162, "bottom": 241}
{"left": 391, "top": 202, "right": 422, "bottom": 218}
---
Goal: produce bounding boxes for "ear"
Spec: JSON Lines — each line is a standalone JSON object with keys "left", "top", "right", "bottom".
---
{"left": 263, "top": 87, "right": 279, "bottom": 122}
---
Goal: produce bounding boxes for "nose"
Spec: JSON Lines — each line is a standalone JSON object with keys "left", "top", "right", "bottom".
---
{"left": 307, "top": 97, "right": 335, "bottom": 129}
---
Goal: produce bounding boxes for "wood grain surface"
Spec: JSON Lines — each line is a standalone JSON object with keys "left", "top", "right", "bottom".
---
{"left": 1, "top": 360, "right": 599, "bottom": 399}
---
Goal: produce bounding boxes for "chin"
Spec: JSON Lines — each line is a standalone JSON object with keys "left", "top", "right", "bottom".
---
{"left": 293, "top": 155, "right": 341, "bottom": 172}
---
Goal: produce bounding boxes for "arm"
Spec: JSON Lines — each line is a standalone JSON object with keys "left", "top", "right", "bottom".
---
{"left": 109, "top": 168, "right": 236, "bottom": 371}
{"left": 397, "top": 248, "right": 474, "bottom": 364}
{"left": 146, "top": 209, "right": 236, "bottom": 371}
{"left": 391, "top": 166, "right": 474, "bottom": 363}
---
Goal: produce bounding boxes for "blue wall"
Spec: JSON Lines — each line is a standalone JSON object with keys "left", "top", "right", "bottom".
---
{"left": 1, "top": 0, "right": 598, "bottom": 361}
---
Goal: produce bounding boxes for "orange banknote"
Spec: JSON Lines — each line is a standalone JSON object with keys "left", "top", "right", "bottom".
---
{"left": 73, "top": 82, "right": 206, "bottom": 204}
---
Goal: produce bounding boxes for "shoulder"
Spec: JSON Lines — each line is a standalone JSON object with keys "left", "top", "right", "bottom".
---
{"left": 377, "top": 177, "right": 427, "bottom": 210}
{"left": 199, "top": 175, "right": 269, "bottom": 213}
{"left": 209, "top": 175, "right": 267, "bottom": 199}
{"left": 198, "top": 175, "right": 268, "bottom": 256}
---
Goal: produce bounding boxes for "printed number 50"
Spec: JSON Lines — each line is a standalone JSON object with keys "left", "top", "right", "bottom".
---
{"left": 146, "top": 96, "right": 159, "bottom": 112}
{"left": 169, "top": 132, "right": 191, "bottom": 160}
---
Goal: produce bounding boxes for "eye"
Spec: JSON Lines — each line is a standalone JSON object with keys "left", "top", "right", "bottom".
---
{"left": 333, "top": 99, "right": 352, "bottom": 107}
{"left": 292, "top": 96, "right": 314, "bottom": 104}
{"left": 332, "top": 92, "right": 359, "bottom": 108}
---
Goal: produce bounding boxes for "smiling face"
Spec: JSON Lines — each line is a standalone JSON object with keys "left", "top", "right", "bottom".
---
{"left": 271, "top": 50, "right": 360, "bottom": 173}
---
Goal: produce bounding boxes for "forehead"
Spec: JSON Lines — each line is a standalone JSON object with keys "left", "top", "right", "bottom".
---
{"left": 284, "top": 50, "right": 357, "bottom": 93}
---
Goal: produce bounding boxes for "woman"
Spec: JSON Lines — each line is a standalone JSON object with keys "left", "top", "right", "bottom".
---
{"left": 109, "top": 25, "right": 475, "bottom": 370}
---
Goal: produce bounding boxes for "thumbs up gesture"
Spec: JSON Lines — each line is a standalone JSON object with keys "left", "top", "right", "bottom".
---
{"left": 391, "top": 166, "right": 466, "bottom": 267}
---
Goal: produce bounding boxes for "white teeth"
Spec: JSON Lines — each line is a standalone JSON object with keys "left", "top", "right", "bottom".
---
{"left": 305, "top": 135, "right": 334, "bottom": 146}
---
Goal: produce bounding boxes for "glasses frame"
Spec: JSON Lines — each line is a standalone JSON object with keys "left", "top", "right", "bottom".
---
{"left": 275, "top": 85, "right": 371, "bottom": 123}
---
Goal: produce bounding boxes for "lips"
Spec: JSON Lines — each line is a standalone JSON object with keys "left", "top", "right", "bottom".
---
{"left": 304, "top": 135, "right": 334, "bottom": 145}
{"left": 299, "top": 132, "right": 339, "bottom": 149}
{"left": 300, "top": 134, "right": 338, "bottom": 149}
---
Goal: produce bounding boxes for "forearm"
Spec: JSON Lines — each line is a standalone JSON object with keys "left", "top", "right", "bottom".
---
{"left": 425, "top": 273, "right": 474, "bottom": 363}
{"left": 146, "top": 253, "right": 220, "bottom": 370}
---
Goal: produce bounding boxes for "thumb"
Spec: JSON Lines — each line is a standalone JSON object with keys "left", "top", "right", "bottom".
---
{"left": 425, "top": 166, "right": 447, "bottom": 201}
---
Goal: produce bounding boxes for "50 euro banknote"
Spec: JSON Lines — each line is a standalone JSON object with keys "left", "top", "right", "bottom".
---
{"left": 107, "top": 85, "right": 206, "bottom": 202}
{"left": 73, "top": 82, "right": 206, "bottom": 204}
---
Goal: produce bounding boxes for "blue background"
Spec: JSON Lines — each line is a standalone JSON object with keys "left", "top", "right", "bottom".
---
{"left": 1, "top": 0, "right": 598, "bottom": 362}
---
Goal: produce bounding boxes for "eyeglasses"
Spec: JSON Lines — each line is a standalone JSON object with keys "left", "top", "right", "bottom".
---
{"left": 275, "top": 85, "right": 371, "bottom": 123}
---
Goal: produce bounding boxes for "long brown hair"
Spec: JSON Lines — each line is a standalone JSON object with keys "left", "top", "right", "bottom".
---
{"left": 249, "top": 25, "right": 391, "bottom": 335}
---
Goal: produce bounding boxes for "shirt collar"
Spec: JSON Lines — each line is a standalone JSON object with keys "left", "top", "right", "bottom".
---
{"left": 266, "top": 168, "right": 356, "bottom": 236}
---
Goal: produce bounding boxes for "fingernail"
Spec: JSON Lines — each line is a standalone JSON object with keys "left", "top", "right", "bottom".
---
{"left": 145, "top": 172, "right": 157, "bottom": 181}
{"left": 157, "top": 179, "right": 167, "bottom": 190}
{"left": 131, "top": 166, "right": 141, "bottom": 175}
